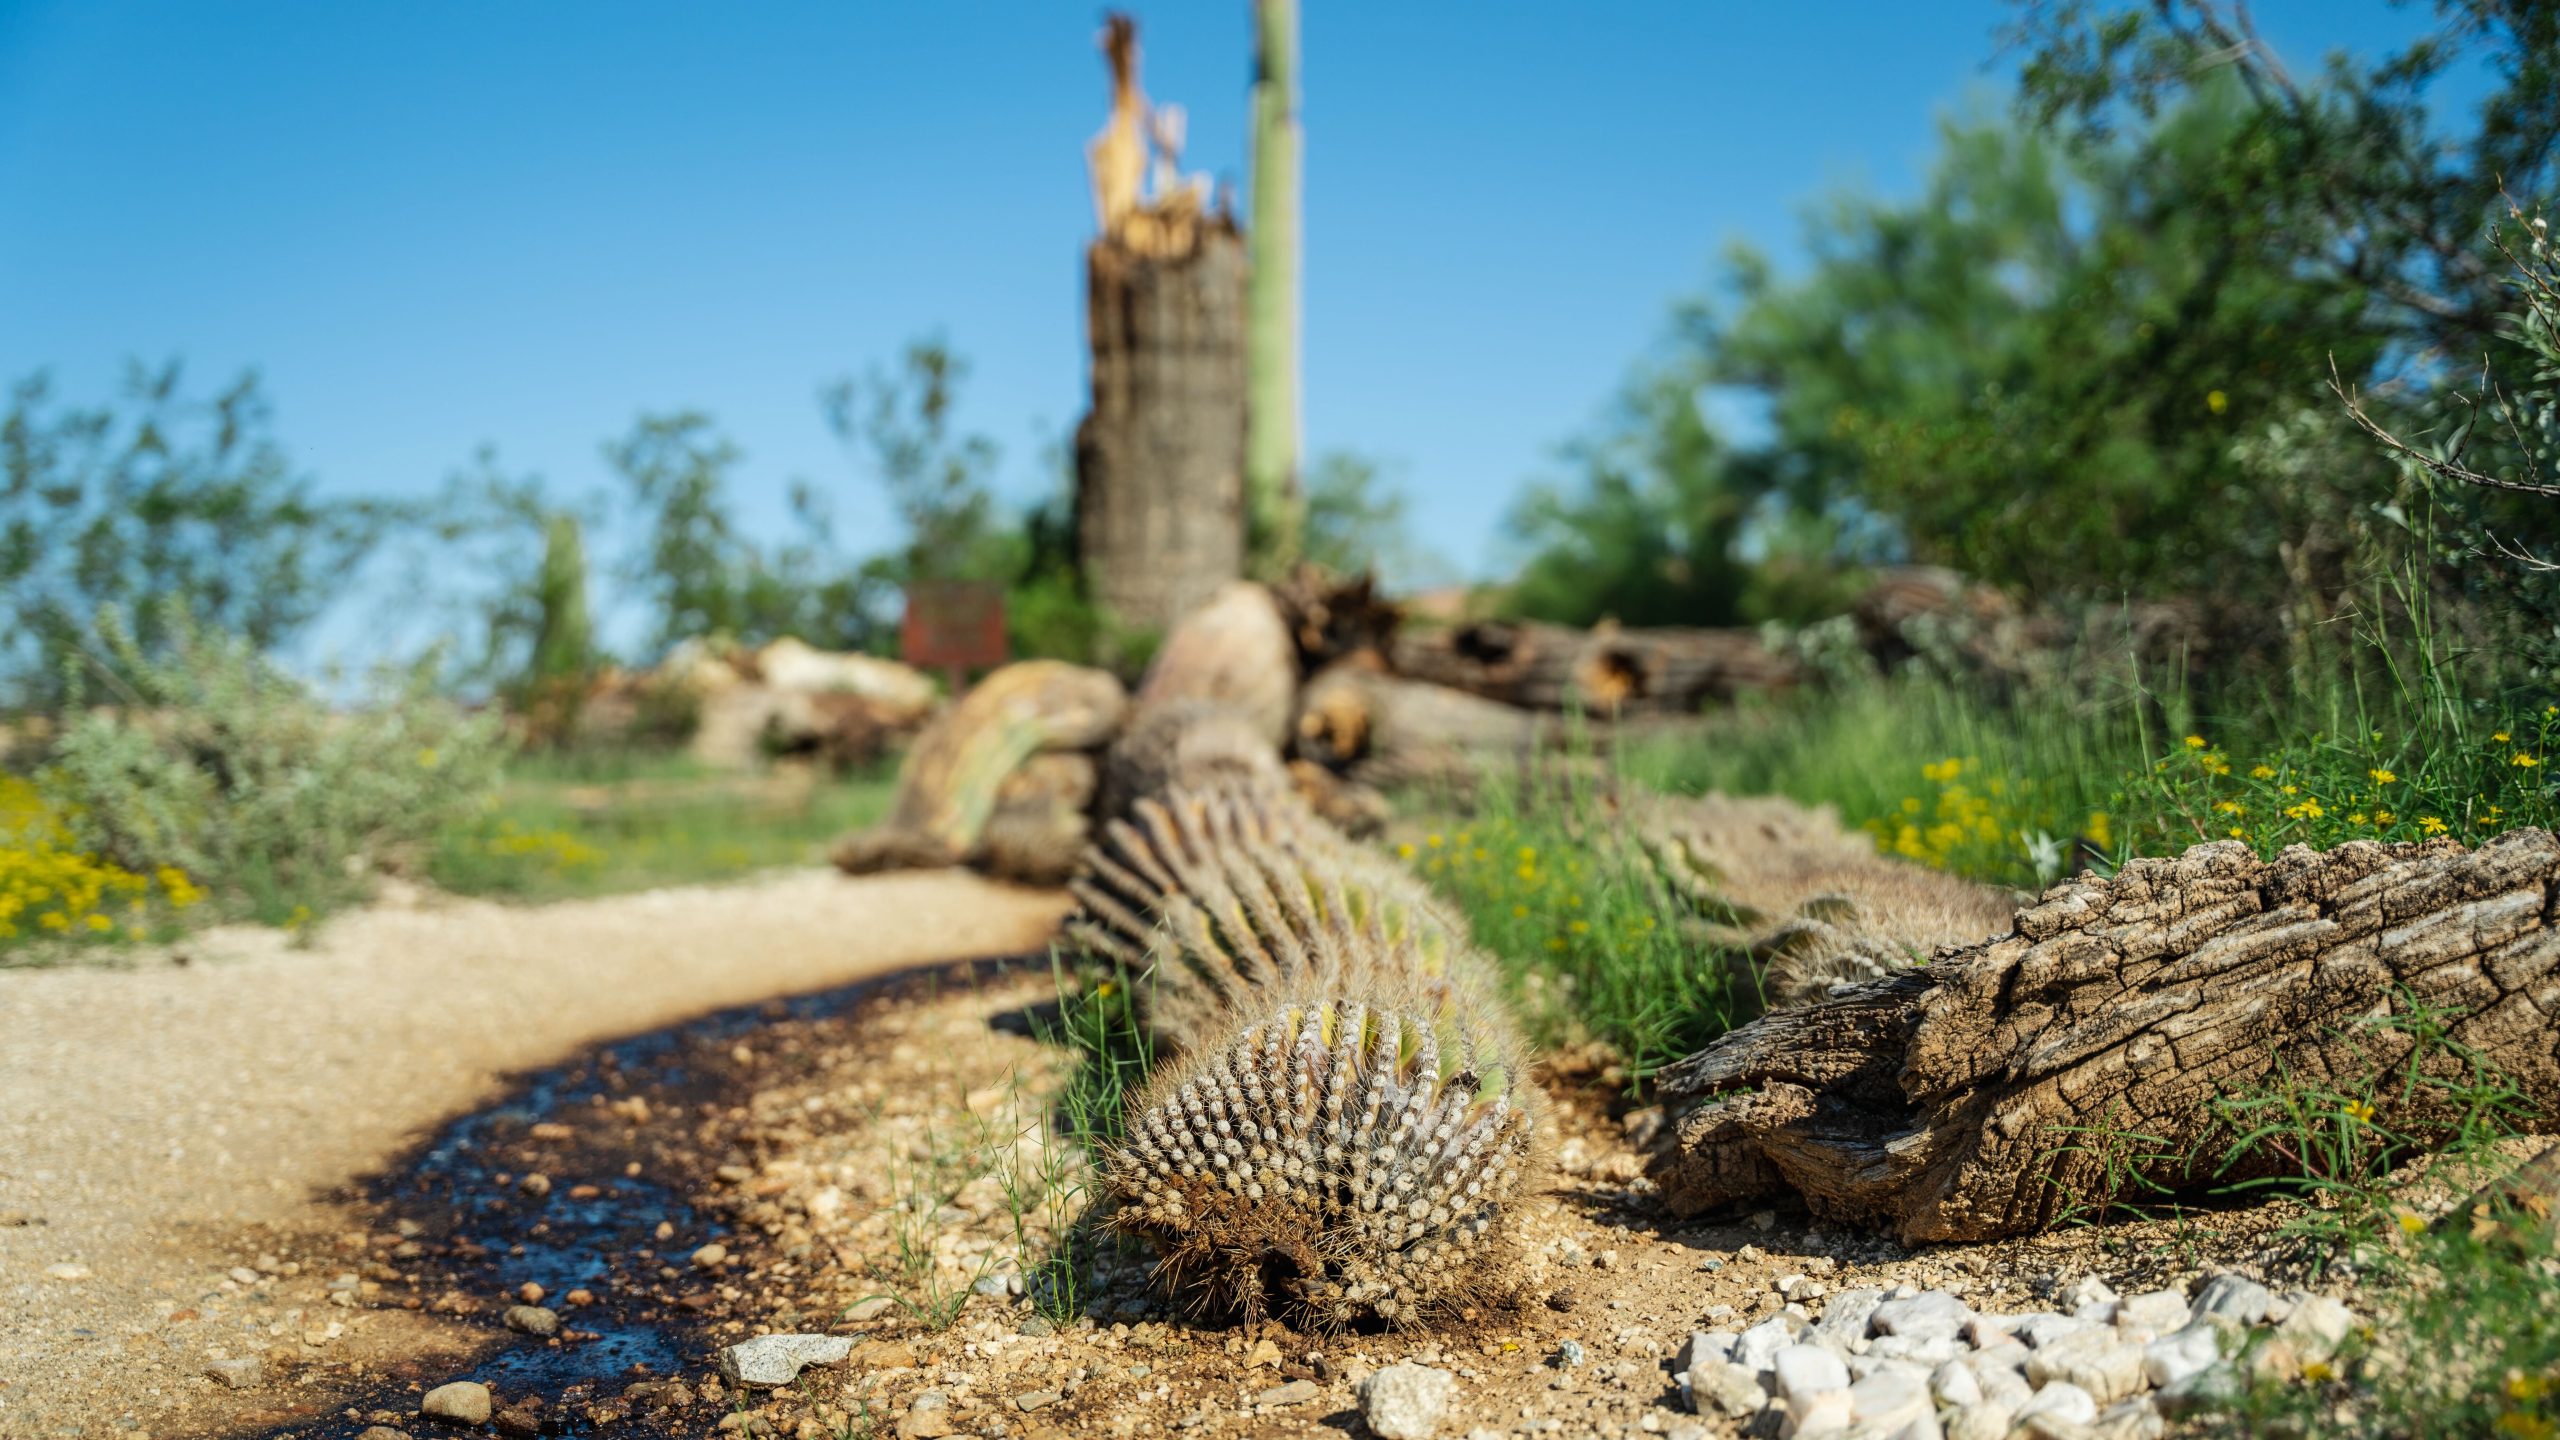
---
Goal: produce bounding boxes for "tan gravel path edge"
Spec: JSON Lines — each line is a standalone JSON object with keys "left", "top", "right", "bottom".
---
{"left": 0, "top": 868, "right": 1071, "bottom": 1437}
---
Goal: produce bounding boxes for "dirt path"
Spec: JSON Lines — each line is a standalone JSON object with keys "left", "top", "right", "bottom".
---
{"left": 0, "top": 869, "right": 1070, "bottom": 1439}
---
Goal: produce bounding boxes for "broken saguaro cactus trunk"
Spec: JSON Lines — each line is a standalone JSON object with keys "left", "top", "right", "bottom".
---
{"left": 1071, "top": 705, "right": 1542, "bottom": 1329}
{"left": 831, "top": 661, "right": 1125, "bottom": 876}
{"left": 1648, "top": 829, "right": 2560, "bottom": 1243}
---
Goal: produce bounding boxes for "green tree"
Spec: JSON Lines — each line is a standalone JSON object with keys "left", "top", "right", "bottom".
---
{"left": 821, "top": 338, "right": 1006, "bottom": 585}
{"left": 1301, "top": 451, "right": 1425, "bottom": 582}
{"left": 1, "top": 362, "right": 390, "bottom": 708}
{"left": 1502, "top": 366, "right": 1759, "bottom": 628}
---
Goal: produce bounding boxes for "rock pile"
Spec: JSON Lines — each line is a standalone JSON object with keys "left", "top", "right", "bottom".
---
{"left": 1674, "top": 1273, "right": 2354, "bottom": 1439}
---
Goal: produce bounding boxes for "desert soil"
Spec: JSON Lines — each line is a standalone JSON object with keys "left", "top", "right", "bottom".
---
{"left": 0, "top": 869, "right": 1071, "bottom": 1440}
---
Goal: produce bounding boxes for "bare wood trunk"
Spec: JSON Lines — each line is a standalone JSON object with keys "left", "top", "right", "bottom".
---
{"left": 1269, "top": 565, "right": 1401, "bottom": 673}
{"left": 1130, "top": 581, "right": 1297, "bottom": 746}
{"left": 1647, "top": 829, "right": 2560, "bottom": 1243}
{"left": 1293, "top": 663, "right": 1588, "bottom": 791}
{"left": 831, "top": 661, "right": 1126, "bottom": 875}
{"left": 1392, "top": 620, "right": 1797, "bottom": 713}
{"left": 1075, "top": 229, "right": 1249, "bottom": 642}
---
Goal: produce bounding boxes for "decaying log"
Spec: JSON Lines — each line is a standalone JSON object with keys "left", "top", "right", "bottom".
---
{"left": 1130, "top": 581, "right": 1297, "bottom": 747}
{"left": 1269, "top": 565, "right": 1401, "bottom": 673}
{"left": 832, "top": 661, "right": 1126, "bottom": 875}
{"left": 1642, "top": 793, "right": 2019, "bottom": 1011}
{"left": 1099, "top": 698, "right": 1292, "bottom": 824}
{"left": 1293, "top": 663, "right": 1583, "bottom": 792}
{"left": 1392, "top": 619, "right": 1796, "bottom": 713}
{"left": 1648, "top": 829, "right": 2560, "bottom": 1243}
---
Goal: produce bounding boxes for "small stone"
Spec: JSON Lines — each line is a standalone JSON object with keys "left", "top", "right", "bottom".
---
{"left": 1734, "top": 1315, "right": 1802, "bottom": 1370}
{"left": 2190, "top": 1274, "right": 2272, "bottom": 1326}
{"left": 2013, "top": 1381, "right": 2097, "bottom": 1428}
{"left": 1553, "top": 1339, "right": 1587, "bottom": 1368}
{"left": 227, "top": 1266, "right": 261, "bottom": 1285}
{"left": 2057, "top": 1275, "right": 2119, "bottom": 1319}
{"left": 846, "top": 1296, "right": 897, "bottom": 1322}
{"left": 516, "top": 1282, "right": 544, "bottom": 1304}
{"left": 2010, "top": 1313, "right": 2094, "bottom": 1349}
{"left": 44, "top": 1262, "right": 90, "bottom": 1281}
{"left": 1786, "top": 1386, "right": 1852, "bottom": 1436}
{"left": 2024, "top": 1328, "right": 2145, "bottom": 1403}
{"left": 1676, "top": 1332, "right": 1736, "bottom": 1373}
{"left": 1244, "top": 1338, "right": 1283, "bottom": 1369}
{"left": 2091, "top": 1397, "right": 2166, "bottom": 1440}
{"left": 1848, "top": 1369, "right": 1930, "bottom": 1430}
{"left": 1018, "top": 1315, "right": 1055, "bottom": 1338}
{"left": 2142, "top": 1324, "right": 2220, "bottom": 1389}
{"left": 971, "top": 1273, "right": 1012, "bottom": 1298}
{"left": 1945, "top": 1403, "right": 2012, "bottom": 1440}
{"left": 1814, "top": 1289, "right": 1885, "bottom": 1342}
{"left": 718, "top": 1334, "right": 855, "bottom": 1387}
{"left": 502, "top": 1305, "right": 558, "bottom": 1338}
{"left": 2246, "top": 1335, "right": 2302, "bottom": 1383}
{"left": 421, "top": 1381, "right": 493, "bottom": 1425}
{"left": 1013, "top": 1390, "right": 1062, "bottom": 1412}
{"left": 517, "top": 1173, "right": 551, "bottom": 1199}
{"left": 2273, "top": 1293, "right": 2354, "bottom": 1363}
{"left": 1772, "top": 1344, "right": 1850, "bottom": 1403}
{"left": 204, "top": 1357, "right": 262, "bottom": 1389}
{"left": 1359, "top": 1362, "right": 1457, "bottom": 1440}
{"left": 564, "top": 1288, "right": 594, "bottom": 1307}
{"left": 357, "top": 1429, "right": 412, "bottom": 1440}
{"left": 1685, "top": 1360, "right": 1766, "bottom": 1419}
{"left": 2114, "top": 1290, "right": 2190, "bottom": 1335}
{"left": 1255, "top": 1378, "right": 1322, "bottom": 1407}
{"left": 690, "top": 1242, "right": 730, "bottom": 1269}
{"left": 1929, "top": 1360, "right": 1982, "bottom": 1408}
{"left": 1870, "top": 1291, "right": 1971, "bottom": 1344}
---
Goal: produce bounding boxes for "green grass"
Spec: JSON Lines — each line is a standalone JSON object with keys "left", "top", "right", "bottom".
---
{"left": 426, "top": 749, "right": 897, "bottom": 901}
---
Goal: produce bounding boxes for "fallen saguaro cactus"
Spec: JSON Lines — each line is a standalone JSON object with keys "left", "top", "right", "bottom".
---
{"left": 831, "top": 660, "right": 1126, "bottom": 876}
{"left": 1641, "top": 793, "right": 2019, "bottom": 1011}
{"left": 1392, "top": 618, "right": 1798, "bottom": 714}
{"left": 1647, "top": 829, "right": 2560, "bottom": 1242}
{"left": 1129, "top": 581, "right": 1300, "bottom": 748}
{"left": 1070, "top": 703, "right": 1544, "bottom": 1329}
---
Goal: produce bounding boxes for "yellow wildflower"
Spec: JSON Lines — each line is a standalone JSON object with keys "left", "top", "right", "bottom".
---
{"left": 2250, "top": 765, "right": 2277, "bottom": 779}
{"left": 2206, "top": 390, "right": 2228, "bottom": 414}
{"left": 2516, "top": 754, "right": 2543, "bottom": 769}
{"left": 2494, "top": 732, "right": 2512, "bottom": 744}
{"left": 2369, "top": 768, "right": 2397, "bottom": 785}
{"left": 2342, "top": 1099, "right": 2375, "bottom": 1124}
{"left": 2421, "top": 816, "right": 2449, "bottom": 835}
{"left": 2397, "top": 1211, "right": 2428, "bottom": 1235}
{"left": 2183, "top": 735, "right": 2207, "bottom": 749}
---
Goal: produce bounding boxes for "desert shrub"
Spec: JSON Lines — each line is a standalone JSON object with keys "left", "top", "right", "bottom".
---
{"left": 40, "top": 608, "right": 506, "bottom": 923}
{"left": 0, "top": 773, "right": 206, "bottom": 957}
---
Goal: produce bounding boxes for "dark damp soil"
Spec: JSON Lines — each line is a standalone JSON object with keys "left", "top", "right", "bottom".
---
{"left": 254, "top": 954, "right": 1034, "bottom": 1440}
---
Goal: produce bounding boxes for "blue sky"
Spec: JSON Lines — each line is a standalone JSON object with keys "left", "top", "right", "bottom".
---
{"left": 0, "top": 1, "right": 2474, "bottom": 659}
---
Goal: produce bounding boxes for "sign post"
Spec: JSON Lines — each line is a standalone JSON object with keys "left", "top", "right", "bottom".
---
{"left": 900, "top": 581, "right": 1010, "bottom": 696}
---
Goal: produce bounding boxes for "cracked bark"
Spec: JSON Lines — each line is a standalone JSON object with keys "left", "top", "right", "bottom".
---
{"left": 1648, "top": 829, "right": 2560, "bottom": 1242}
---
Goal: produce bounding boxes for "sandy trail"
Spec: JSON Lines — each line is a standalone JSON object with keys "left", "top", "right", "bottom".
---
{"left": 0, "top": 869, "right": 1070, "bottom": 1438}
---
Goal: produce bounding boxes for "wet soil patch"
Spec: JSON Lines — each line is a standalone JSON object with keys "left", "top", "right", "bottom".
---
{"left": 252, "top": 954, "right": 1037, "bottom": 1440}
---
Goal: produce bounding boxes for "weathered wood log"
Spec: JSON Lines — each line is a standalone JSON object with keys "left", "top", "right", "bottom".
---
{"left": 1391, "top": 619, "right": 1797, "bottom": 713}
{"left": 1648, "top": 829, "right": 2560, "bottom": 1243}
{"left": 1269, "top": 565, "right": 1401, "bottom": 673}
{"left": 1641, "top": 793, "right": 2020, "bottom": 1012}
{"left": 1293, "top": 663, "right": 1585, "bottom": 792}
{"left": 977, "top": 752, "right": 1100, "bottom": 886}
{"left": 831, "top": 661, "right": 1126, "bottom": 875}
{"left": 1130, "top": 581, "right": 1296, "bottom": 747}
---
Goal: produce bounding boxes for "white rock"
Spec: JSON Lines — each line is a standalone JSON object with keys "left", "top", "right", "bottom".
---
{"left": 1846, "top": 1369, "right": 1931, "bottom": 1431}
{"left": 2093, "top": 1396, "right": 2167, "bottom": 1440}
{"left": 1783, "top": 1387, "right": 1853, "bottom": 1439}
{"left": 2274, "top": 1294, "right": 2354, "bottom": 1363}
{"left": 1967, "top": 1341, "right": 2032, "bottom": 1375}
{"left": 1676, "top": 1331, "right": 1737, "bottom": 1373}
{"left": 719, "top": 1334, "right": 856, "bottom": 1387}
{"left": 203, "top": 1357, "right": 262, "bottom": 1389}
{"left": 2141, "top": 1324, "right": 2221, "bottom": 1389}
{"left": 1961, "top": 1312, "right": 2017, "bottom": 1347}
{"left": 1929, "top": 1360, "right": 1982, "bottom": 1409}
{"left": 1816, "top": 1289, "right": 1887, "bottom": 1341}
{"left": 2057, "top": 1276, "right": 2120, "bottom": 1321}
{"left": 2191, "top": 1273, "right": 2273, "bottom": 1326}
{"left": 1737, "top": 1315, "right": 1804, "bottom": 1371}
{"left": 2010, "top": 1313, "right": 2095, "bottom": 1349}
{"left": 2015, "top": 1381, "right": 2098, "bottom": 1427}
{"left": 1358, "top": 1362, "right": 1456, "bottom": 1440}
{"left": 2114, "top": 1290, "right": 2191, "bottom": 1335}
{"left": 2024, "top": 1327, "right": 2146, "bottom": 1403}
{"left": 420, "top": 1382, "right": 492, "bottom": 1425}
{"left": 1686, "top": 1359, "right": 1769, "bottom": 1419}
{"left": 1868, "top": 1334, "right": 1961, "bottom": 1367}
{"left": 1869, "top": 1291, "right": 1972, "bottom": 1343}
{"left": 1945, "top": 1403, "right": 2013, "bottom": 1440}
{"left": 1774, "top": 1344, "right": 1852, "bottom": 1403}
{"left": 1974, "top": 1366, "right": 2036, "bottom": 1413}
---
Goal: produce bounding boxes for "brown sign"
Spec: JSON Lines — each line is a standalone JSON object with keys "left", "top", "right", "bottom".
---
{"left": 901, "top": 580, "right": 1010, "bottom": 676}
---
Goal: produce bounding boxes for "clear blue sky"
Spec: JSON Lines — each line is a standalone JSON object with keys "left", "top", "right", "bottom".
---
{"left": 0, "top": 1, "right": 2466, "bottom": 658}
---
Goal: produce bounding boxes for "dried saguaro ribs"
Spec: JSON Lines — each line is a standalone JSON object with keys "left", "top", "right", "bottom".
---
{"left": 1070, "top": 705, "right": 1543, "bottom": 1330}
{"left": 1649, "top": 829, "right": 2560, "bottom": 1243}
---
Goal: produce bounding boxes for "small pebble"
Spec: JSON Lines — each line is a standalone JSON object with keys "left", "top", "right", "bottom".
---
{"left": 1255, "top": 1379, "right": 1322, "bottom": 1407}
{"left": 204, "top": 1357, "right": 263, "bottom": 1390}
{"left": 420, "top": 1381, "right": 492, "bottom": 1425}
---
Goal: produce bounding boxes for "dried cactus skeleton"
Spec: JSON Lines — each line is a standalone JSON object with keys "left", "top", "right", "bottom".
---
{"left": 1069, "top": 707, "right": 1543, "bottom": 1329}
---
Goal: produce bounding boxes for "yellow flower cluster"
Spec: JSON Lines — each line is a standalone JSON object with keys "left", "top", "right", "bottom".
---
{"left": 2152, "top": 717, "right": 2551, "bottom": 854}
{"left": 1862, "top": 757, "right": 2099, "bottom": 878}
{"left": 0, "top": 775, "right": 202, "bottom": 947}
{"left": 1399, "top": 822, "right": 1653, "bottom": 957}
{"left": 477, "top": 819, "right": 605, "bottom": 873}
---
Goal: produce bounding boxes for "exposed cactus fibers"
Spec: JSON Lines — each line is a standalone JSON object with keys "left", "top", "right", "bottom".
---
{"left": 1104, "top": 977, "right": 1537, "bottom": 1329}
{"left": 1067, "top": 782, "right": 1486, "bottom": 1054}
